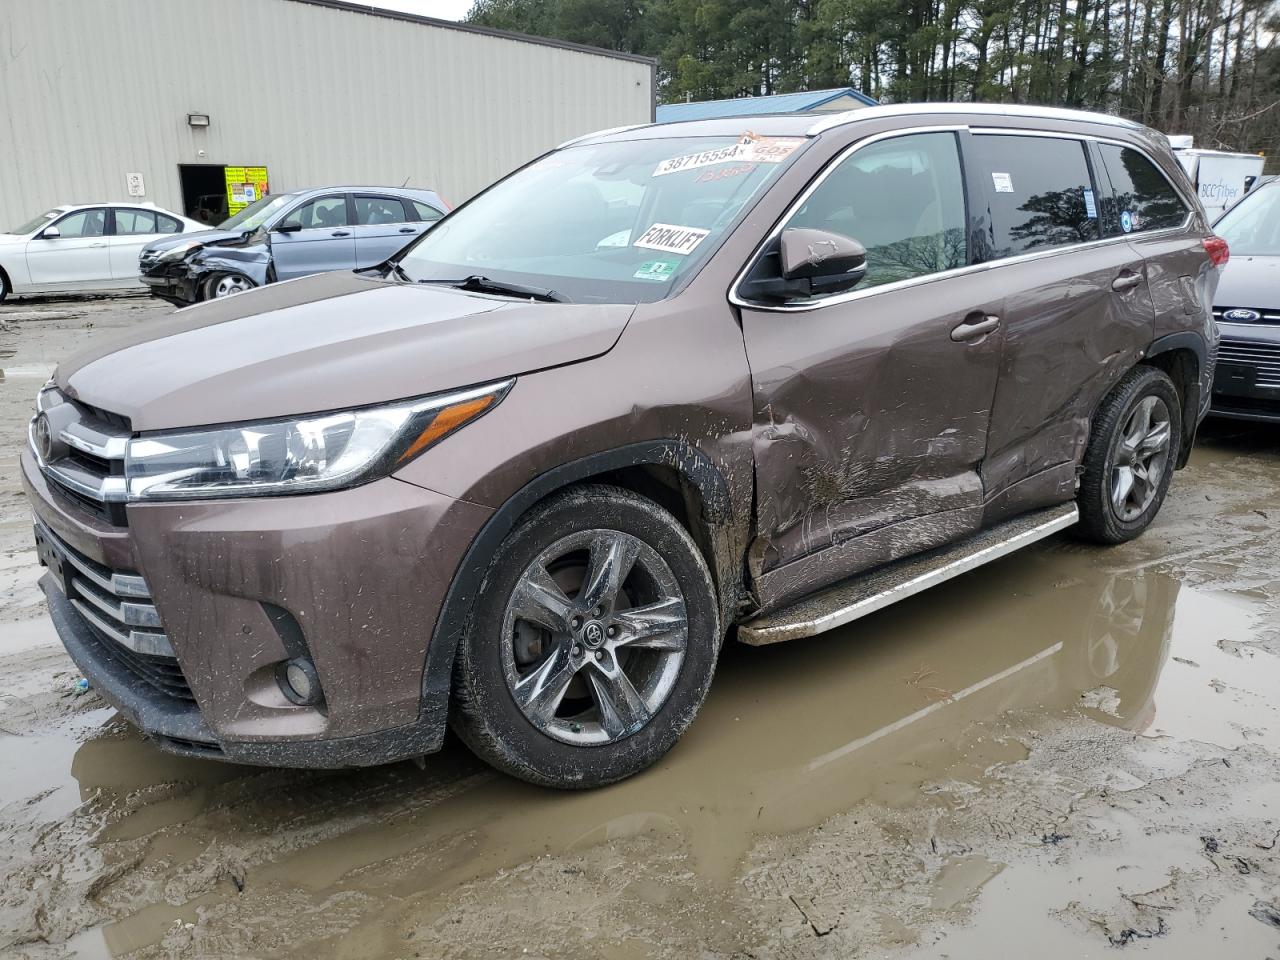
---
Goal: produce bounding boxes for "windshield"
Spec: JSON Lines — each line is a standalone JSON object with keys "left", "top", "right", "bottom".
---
{"left": 217, "top": 194, "right": 294, "bottom": 232}
{"left": 1215, "top": 182, "right": 1280, "bottom": 256}
{"left": 396, "top": 133, "right": 808, "bottom": 303}
{"left": 10, "top": 209, "right": 61, "bottom": 235}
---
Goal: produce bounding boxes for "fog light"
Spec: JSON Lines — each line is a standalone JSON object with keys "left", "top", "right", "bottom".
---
{"left": 279, "top": 658, "right": 322, "bottom": 706}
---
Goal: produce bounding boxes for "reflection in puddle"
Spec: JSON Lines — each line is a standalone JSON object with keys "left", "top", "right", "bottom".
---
{"left": 9, "top": 536, "right": 1280, "bottom": 956}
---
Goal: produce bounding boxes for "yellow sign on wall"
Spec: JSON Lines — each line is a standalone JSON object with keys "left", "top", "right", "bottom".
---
{"left": 224, "top": 166, "right": 270, "bottom": 215}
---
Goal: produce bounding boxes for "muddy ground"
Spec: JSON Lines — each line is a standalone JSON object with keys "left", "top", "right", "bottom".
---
{"left": 1, "top": 294, "right": 1278, "bottom": 959}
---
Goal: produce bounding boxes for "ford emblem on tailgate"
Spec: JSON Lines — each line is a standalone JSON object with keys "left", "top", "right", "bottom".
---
{"left": 1223, "top": 308, "right": 1261, "bottom": 322}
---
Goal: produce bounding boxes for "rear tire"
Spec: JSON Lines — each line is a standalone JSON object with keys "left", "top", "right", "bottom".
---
{"left": 1077, "top": 366, "right": 1182, "bottom": 544}
{"left": 450, "top": 484, "right": 720, "bottom": 789}
{"left": 0, "top": 267, "right": 10, "bottom": 303}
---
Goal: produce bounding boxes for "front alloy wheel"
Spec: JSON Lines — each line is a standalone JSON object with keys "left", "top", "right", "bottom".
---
{"left": 503, "top": 529, "right": 687, "bottom": 745}
{"left": 208, "top": 273, "right": 255, "bottom": 299}
{"left": 451, "top": 485, "right": 720, "bottom": 788}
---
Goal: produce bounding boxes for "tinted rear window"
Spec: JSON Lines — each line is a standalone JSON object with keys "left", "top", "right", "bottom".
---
{"left": 1098, "top": 143, "right": 1188, "bottom": 235}
{"left": 971, "top": 134, "right": 1100, "bottom": 258}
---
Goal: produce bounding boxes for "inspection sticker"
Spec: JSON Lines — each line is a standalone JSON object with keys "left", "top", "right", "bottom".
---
{"left": 633, "top": 258, "right": 678, "bottom": 281}
{"left": 633, "top": 223, "right": 710, "bottom": 255}
{"left": 653, "top": 134, "right": 804, "bottom": 177}
{"left": 992, "top": 171, "right": 1014, "bottom": 193}
{"left": 1083, "top": 188, "right": 1097, "bottom": 219}
{"left": 1120, "top": 210, "right": 1133, "bottom": 232}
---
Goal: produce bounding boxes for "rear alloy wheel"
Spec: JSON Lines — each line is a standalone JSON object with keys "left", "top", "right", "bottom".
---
{"left": 1077, "top": 366, "right": 1182, "bottom": 544}
{"left": 451, "top": 485, "right": 720, "bottom": 788}
{"left": 206, "top": 273, "right": 255, "bottom": 299}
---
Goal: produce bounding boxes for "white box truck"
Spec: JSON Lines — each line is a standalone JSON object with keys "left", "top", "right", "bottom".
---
{"left": 1168, "top": 136, "right": 1266, "bottom": 219}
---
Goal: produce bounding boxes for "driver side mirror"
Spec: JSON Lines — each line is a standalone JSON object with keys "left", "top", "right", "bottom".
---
{"left": 39, "top": 226, "right": 61, "bottom": 240}
{"left": 273, "top": 222, "right": 302, "bottom": 233}
{"left": 739, "top": 228, "right": 867, "bottom": 303}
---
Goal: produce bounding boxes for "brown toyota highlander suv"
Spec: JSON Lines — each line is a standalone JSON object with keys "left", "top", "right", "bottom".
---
{"left": 24, "top": 104, "right": 1224, "bottom": 788}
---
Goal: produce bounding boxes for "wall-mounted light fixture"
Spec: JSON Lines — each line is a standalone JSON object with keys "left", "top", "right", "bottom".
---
{"left": 187, "top": 113, "right": 211, "bottom": 128}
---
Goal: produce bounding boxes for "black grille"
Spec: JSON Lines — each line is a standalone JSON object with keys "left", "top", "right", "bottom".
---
{"left": 36, "top": 521, "right": 193, "bottom": 703}
{"left": 1218, "top": 337, "right": 1280, "bottom": 388}
{"left": 46, "top": 476, "right": 124, "bottom": 525}
{"left": 80, "top": 622, "right": 196, "bottom": 701}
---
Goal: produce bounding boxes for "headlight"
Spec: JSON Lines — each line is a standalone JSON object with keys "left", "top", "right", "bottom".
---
{"left": 124, "top": 381, "right": 512, "bottom": 501}
{"left": 155, "top": 240, "right": 200, "bottom": 261}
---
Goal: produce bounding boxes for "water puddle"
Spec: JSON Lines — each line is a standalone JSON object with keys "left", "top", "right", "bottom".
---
{"left": 2, "top": 530, "right": 1278, "bottom": 956}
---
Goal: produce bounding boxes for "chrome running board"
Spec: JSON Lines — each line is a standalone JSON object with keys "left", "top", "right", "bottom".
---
{"left": 738, "top": 503, "right": 1079, "bottom": 645}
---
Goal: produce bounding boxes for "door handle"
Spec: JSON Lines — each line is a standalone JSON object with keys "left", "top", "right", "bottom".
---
{"left": 951, "top": 314, "right": 1000, "bottom": 342}
{"left": 1112, "top": 272, "right": 1143, "bottom": 292}
{"left": 331, "top": 230, "right": 351, "bottom": 238}
{"left": 89, "top": 241, "right": 107, "bottom": 248}
{"left": 398, "top": 226, "right": 416, "bottom": 234}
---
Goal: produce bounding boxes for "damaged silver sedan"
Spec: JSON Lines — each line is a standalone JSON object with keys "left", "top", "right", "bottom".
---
{"left": 138, "top": 186, "right": 447, "bottom": 305}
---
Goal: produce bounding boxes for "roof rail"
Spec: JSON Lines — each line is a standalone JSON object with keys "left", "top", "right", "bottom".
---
{"left": 807, "top": 102, "right": 1145, "bottom": 136}
{"left": 557, "top": 123, "right": 652, "bottom": 149}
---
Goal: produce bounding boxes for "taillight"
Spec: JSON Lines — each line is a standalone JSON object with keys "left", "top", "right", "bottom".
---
{"left": 1203, "top": 235, "right": 1230, "bottom": 267}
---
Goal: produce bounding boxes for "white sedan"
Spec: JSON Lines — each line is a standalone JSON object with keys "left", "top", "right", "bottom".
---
{"left": 0, "top": 203, "right": 205, "bottom": 302}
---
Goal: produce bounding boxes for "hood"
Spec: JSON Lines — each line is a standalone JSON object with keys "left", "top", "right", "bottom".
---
{"left": 1213, "top": 255, "right": 1280, "bottom": 309}
{"left": 56, "top": 271, "right": 634, "bottom": 430}
{"left": 0, "top": 232, "right": 28, "bottom": 245}
{"left": 142, "top": 228, "right": 245, "bottom": 255}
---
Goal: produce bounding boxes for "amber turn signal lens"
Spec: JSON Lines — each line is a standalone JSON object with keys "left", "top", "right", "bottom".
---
{"left": 397, "top": 394, "right": 496, "bottom": 463}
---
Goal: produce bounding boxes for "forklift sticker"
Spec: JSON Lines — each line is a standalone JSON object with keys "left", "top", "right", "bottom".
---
{"left": 633, "top": 223, "right": 710, "bottom": 255}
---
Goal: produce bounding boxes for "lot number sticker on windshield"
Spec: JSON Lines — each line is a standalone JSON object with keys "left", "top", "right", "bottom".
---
{"left": 634, "top": 258, "right": 678, "bottom": 282}
{"left": 634, "top": 223, "right": 710, "bottom": 255}
{"left": 653, "top": 134, "right": 805, "bottom": 177}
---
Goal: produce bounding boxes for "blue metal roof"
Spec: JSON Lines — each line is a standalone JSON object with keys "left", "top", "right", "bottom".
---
{"left": 655, "top": 87, "right": 877, "bottom": 123}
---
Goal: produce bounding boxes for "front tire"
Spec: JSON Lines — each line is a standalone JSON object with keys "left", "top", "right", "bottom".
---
{"left": 203, "top": 272, "right": 256, "bottom": 300}
{"left": 1077, "top": 366, "right": 1182, "bottom": 544}
{"left": 451, "top": 485, "right": 720, "bottom": 789}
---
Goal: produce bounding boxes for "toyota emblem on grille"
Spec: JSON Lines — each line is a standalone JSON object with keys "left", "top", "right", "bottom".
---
{"left": 1223, "top": 308, "right": 1261, "bottom": 322}
{"left": 34, "top": 413, "right": 54, "bottom": 461}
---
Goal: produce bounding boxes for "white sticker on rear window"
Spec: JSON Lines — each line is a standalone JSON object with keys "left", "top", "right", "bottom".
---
{"left": 992, "top": 172, "right": 1014, "bottom": 193}
{"left": 653, "top": 134, "right": 805, "bottom": 177}
{"left": 1083, "top": 188, "right": 1097, "bottom": 219}
{"left": 633, "top": 223, "right": 710, "bottom": 255}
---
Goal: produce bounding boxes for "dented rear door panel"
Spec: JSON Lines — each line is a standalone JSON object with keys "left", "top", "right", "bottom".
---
{"left": 980, "top": 241, "right": 1155, "bottom": 509}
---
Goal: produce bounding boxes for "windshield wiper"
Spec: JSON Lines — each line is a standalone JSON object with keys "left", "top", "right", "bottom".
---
{"left": 420, "top": 274, "right": 568, "bottom": 303}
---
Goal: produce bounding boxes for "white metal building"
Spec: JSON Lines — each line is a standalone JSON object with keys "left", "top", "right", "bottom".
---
{"left": 0, "top": 0, "right": 655, "bottom": 226}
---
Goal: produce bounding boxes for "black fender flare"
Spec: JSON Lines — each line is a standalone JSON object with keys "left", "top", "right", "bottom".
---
{"left": 1145, "top": 331, "right": 1208, "bottom": 467}
{"left": 417, "top": 439, "right": 733, "bottom": 743}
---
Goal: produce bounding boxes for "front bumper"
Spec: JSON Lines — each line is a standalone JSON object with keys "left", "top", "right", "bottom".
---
{"left": 1210, "top": 322, "right": 1280, "bottom": 422}
{"left": 139, "top": 261, "right": 200, "bottom": 306}
{"left": 23, "top": 449, "right": 492, "bottom": 767}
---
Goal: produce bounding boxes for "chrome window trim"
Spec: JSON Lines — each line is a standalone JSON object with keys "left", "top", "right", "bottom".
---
{"left": 729, "top": 124, "right": 1197, "bottom": 315}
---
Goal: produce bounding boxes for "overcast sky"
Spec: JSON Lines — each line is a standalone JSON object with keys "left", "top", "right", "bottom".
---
{"left": 370, "top": 0, "right": 472, "bottom": 21}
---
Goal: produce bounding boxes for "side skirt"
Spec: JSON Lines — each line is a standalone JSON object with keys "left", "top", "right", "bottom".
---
{"left": 737, "top": 502, "right": 1078, "bottom": 645}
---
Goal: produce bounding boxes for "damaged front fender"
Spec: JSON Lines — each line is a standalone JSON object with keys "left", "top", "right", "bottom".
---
{"left": 185, "top": 242, "right": 273, "bottom": 293}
